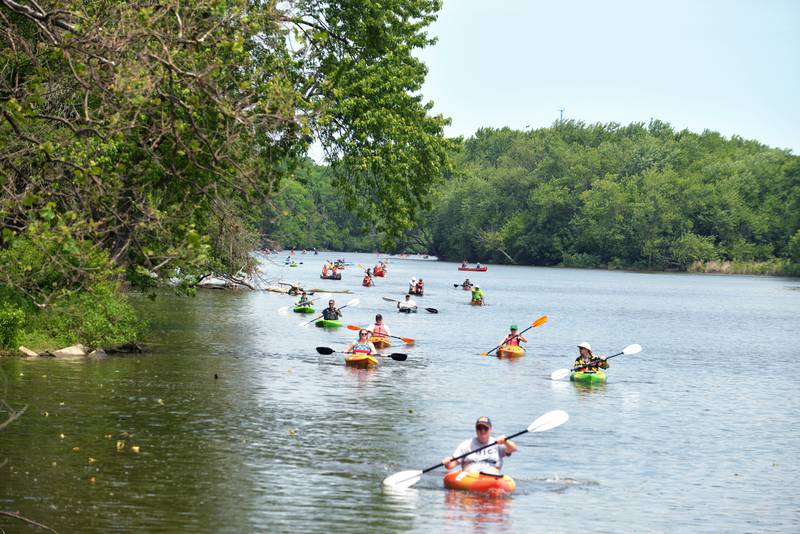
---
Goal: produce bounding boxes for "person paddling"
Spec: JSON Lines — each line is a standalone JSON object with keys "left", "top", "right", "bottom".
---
{"left": 367, "top": 314, "right": 392, "bottom": 338}
{"left": 322, "top": 299, "right": 343, "bottom": 321}
{"left": 442, "top": 417, "right": 518, "bottom": 474}
{"left": 296, "top": 290, "right": 312, "bottom": 307}
{"left": 461, "top": 278, "right": 472, "bottom": 289}
{"left": 398, "top": 294, "right": 418, "bottom": 312}
{"left": 574, "top": 342, "right": 609, "bottom": 373}
{"left": 500, "top": 325, "right": 527, "bottom": 347}
{"left": 345, "top": 329, "right": 376, "bottom": 355}
{"left": 470, "top": 286, "right": 485, "bottom": 305}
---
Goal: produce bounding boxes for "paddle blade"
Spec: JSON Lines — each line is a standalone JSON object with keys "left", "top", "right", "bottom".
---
{"left": 400, "top": 337, "right": 415, "bottom": 344}
{"left": 382, "top": 296, "right": 399, "bottom": 303}
{"left": 531, "top": 315, "right": 548, "bottom": 328}
{"left": 382, "top": 469, "right": 423, "bottom": 489}
{"left": 528, "top": 410, "right": 569, "bottom": 432}
{"left": 389, "top": 353, "right": 408, "bottom": 361}
{"left": 346, "top": 325, "right": 361, "bottom": 331}
{"left": 346, "top": 298, "right": 360, "bottom": 307}
{"left": 277, "top": 306, "right": 289, "bottom": 315}
{"left": 623, "top": 343, "right": 642, "bottom": 355}
{"left": 425, "top": 308, "right": 438, "bottom": 314}
{"left": 549, "top": 369, "right": 571, "bottom": 381}
{"left": 315, "top": 347, "right": 335, "bottom": 355}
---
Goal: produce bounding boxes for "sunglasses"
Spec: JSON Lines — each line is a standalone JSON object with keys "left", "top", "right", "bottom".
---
{"left": 359, "top": 332, "right": 369, "bottom": 336}
{"left": 476, "top": 426, "right": 491, "bottom": 432}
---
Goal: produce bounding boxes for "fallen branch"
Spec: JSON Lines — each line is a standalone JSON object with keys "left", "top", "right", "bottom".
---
{"left": 0, "top": 510, "right": 59, "bottom": 533}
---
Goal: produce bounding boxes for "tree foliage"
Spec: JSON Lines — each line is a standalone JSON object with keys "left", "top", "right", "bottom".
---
{"left": 0, "top": 0, "right": 451, "bottom": 342}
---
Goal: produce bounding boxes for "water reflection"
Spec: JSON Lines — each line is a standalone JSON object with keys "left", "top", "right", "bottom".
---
{"left": 443, "top": 489, "right": 513, "bottom": 530}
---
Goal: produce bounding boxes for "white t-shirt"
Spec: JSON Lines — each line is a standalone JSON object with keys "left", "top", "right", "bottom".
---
{"left": 399, "top": 298, "right": 417, "bottom": 309}
{"left": 452, "top": 437, "right": 510, "bottom": 473}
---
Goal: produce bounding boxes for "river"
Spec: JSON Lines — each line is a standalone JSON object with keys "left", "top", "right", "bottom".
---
{"left": 2, "top": 252, "right": 798, "bottom": 532}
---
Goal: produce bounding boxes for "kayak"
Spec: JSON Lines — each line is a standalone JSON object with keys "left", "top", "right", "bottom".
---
{"left": 409, "top": 290, "right": 424, "bottom": 296}
{"left": 374, "top": 271, "right": 385, "bottom": 277}
{"left": 362, "top": 279, "right": 373, "bottom": 287}
{"left": 570, "top": 370, "right": 607, "bottom": 383}
{"left": 293, "top": 305, "right": 315, "bottom": 314}
{"left": 289, "top": 263, "right": 299, "bottom": 268}
{"left": 315, "top": 319, "right": 342, "bottom": 328}
{"left": 470, "top": 300, "right": 484, "bottom": 306}
{"left": 458, "top": 266, "right": 488, "bottom": 272}
{"left": 345, "top": 354, "right": 378, "bottom": 368}
{"left": 497, "top": 345, "right": 525, "bottom": 358}
{"left": 320, "top": 273, "right": 342, "bottom": 280}
{"left": 443, "top": 470, "right": 516, "bottom": 494}
{"left": 462, "top": 286, "right": 472, "bottom": 291}
{"left": 371, "top": 336, "right": 391, "bottom": 349}
{"left": 398, "top": 307, "right": 418, "bottom": 314}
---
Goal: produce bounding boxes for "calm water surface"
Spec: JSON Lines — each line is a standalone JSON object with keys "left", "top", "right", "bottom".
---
{"left": 2, "top": 252, "right": 799, "bottom": 532}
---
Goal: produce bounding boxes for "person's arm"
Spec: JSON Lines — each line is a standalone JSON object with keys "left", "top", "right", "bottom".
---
{"left": 519, "top": 335, "right": 528, "bottom": 343}
{"left": 368, "top": 342, "right": 377, "bottom": 353}
{"left": 345, "top": 342, "right": 355, "bottom": 353}
{"left": 496, "top": 436, "right": 518, "bottom": 455}
{"left": 442, "top": 456, "right": 459, "bottom": 470}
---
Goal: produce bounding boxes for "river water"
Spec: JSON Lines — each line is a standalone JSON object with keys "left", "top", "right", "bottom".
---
{"left": 2, "top": 252, "right": 798, "bottom": 533}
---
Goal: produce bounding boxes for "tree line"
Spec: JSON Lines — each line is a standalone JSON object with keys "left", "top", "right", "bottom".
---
{"left": 265, "top": 120, "right": 800, "bottom": 274}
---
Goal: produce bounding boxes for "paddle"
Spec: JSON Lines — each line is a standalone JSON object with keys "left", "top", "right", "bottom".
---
{"left": 315, "top": 346, "right": 407, "bottom": 361}
{"left": 453, "top": 283, "right": 473, "bottom": 288}
{"left": 549, "top": 343, "right": 642, "bottom": 381}
{"left": 299, "top": 298, "right": 360, "bottom": 327}
{"left": 345, "top": 325, "right": 415, "bottom": 344}
{"left": 382, "top": 296, "right": 438, "bottom": 314}
{"left": 479, "top": 315, "right": 548, "bottom": 356}
{"left": 381, "top": 410, "right": 569, "bottom": 490}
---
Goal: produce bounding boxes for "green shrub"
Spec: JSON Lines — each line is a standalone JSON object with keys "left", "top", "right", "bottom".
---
{"left": 0, "top": 303, "right": 24, "bottom": 349}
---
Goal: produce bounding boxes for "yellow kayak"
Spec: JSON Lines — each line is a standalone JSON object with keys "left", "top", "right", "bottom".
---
{"left": 371, "top": 336, "right": 391, "bottom": 349}
{"left": 345, "top": 354, "right": 378, "bottom": 368}
{"left": 497, "top": 345, "right": 525, "bottom": 358}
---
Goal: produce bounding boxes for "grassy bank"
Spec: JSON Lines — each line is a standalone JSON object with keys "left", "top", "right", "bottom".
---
{"left": 688, "top": 259, "right": 800, "bottom": 276}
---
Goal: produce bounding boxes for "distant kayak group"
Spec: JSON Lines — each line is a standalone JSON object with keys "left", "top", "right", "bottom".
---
{"left": 278, "top": 256, "right": 643, "bottom": 496}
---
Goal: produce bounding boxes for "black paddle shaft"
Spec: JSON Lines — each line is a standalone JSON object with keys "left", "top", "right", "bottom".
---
{"left": 422, "top": 428, "right": 530, "bottom": 474}
{"left": 571, "top": 350, "right": 624, "bottom": 371}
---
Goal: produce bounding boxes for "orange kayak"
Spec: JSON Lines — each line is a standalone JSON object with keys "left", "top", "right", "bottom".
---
{"left": 497, "top": 345, "right": 525, "bottom": 358}
{"left": 345, "top": 354, "right": 378, "bottom": 368}
{"left": 370, "top": 336, "right": 391, "bottom": 349}
{"left": 443, "top": 470, "right": 516, "bottom": 494}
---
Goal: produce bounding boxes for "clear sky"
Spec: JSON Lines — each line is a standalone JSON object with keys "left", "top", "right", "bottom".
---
{"left": 416, "top": 0, "right": 800, "bottom": 153}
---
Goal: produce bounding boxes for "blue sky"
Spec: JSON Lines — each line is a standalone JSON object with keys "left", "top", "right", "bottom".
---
{"left": 416, "top": 0, "right": 799, "bottom": 152}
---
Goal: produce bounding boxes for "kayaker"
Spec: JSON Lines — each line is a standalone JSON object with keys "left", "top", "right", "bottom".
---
{"left": 415, "top": 278, "right": 425, "bottom": 294}
{"left": 345, "top": 329, "right": 377, "bottom": 355}
{"left": 470, "top": 286, "right": 485, "bottom": 305}
{"left": 322, "top": 300, "right": 342, "bottom": 320}
{"left": 442, "top": 416, "right": 518, "bottom": 474}
{"left": 461, "top": 278, "right": 472, "bottom": 289}
{"left": 398, "top": 294, "right": 418, "bottom": 312}
{"left": 322, "top": 263, "right": 330, "bottom": 277}
{"left": 362, "top": 274, "right": 373, "bottom": 287}
{"left": 476, "top": 262, "right": 482, "bottom": 269}
{"left": 296, "top": 290, "right": 312, "bottom": 307}
{"left": 409, "top": 277, "right": 418, "bottom": 293}
{"left": 500, "top": 325, "right": 527, "bottom": 347}
{"left": 573, "top": 342, "right": 609, "bottom": 373}
{"left": 367, "top": 314, "right": 392, "bottom": 337}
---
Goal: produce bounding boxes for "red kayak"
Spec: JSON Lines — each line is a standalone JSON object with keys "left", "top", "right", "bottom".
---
{"left": 458, "top": 266, "right": 488, "bottom": 272}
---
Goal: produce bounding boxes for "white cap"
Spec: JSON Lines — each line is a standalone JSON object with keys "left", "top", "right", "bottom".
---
{"left": 577, "top": 342, "right": 592, "bottom": 351}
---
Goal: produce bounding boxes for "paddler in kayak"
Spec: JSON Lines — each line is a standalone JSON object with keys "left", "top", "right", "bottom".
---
{"left": 442, "top": 416, "right": 518, "bottom": 474}
{"left": 367, "top": 314, "right": 392, "bottom": 338}
{"left": 408, "top": 277, "right": 418, "bottom": 294}
{"left": 470, "top": 286, "right": 485, "bottom": 305}
{"left": 322, "top": 299, "right": 343, "bottom": 321}
{"left": 574, "top": 342, "right": 609, "bottom": 373}
{"left": 398, "top": 294, "right": 418, "bottom": 313}
{"left": 296, "top": 290, "right": 312, "bottom": 307}
{"left": 460, "top": 278, "right": 473, "bottom": 290}
{"left": 362, "top": 272, "right": 374, "bottom": 287}
{"left": 345, "top": 329, "right": 377, "bottom": 355}
{"left": 499, "top": 325, "right": 527, "bottom": 347}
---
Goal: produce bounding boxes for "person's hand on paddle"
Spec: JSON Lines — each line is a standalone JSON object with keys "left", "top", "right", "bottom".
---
{"left": 442, "top": 456, "right": 456, "bottom": 470}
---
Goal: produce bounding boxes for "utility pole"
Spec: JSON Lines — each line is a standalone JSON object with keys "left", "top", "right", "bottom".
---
{"left": 558, "top": 108, "right": 565, "bottom": 122}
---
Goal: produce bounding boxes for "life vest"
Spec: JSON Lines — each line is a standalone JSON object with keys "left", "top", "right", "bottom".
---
{"left": 353, "top": 342, "right": 372, "bottom": 354}
{"left": 505, "top": 335, "right": 520, "bottom": 347}
{"left": 363, "top": 276, "right": 372, "bottom": 286}
{"left": 372, "top": 324, "right": 388, "bottom": 336}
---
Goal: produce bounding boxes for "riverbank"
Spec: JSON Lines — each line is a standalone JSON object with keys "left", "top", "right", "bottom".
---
{"left": 688, "top": 258, "right": 799, "bottom": 276}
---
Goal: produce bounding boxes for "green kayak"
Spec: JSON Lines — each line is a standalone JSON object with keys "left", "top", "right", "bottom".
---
{"left": 570, "top": 370, "right": 607, "bottom": 383}
{"left": 315, "top": 319, "right": 342, "bottom": 328}
{"left": 293, "top": 306, "right": 315, "bottom": 314}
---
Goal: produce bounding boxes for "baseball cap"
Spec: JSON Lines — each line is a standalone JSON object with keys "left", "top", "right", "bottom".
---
{"left": 475, "top": 416, "right": 492, "bottom": 429}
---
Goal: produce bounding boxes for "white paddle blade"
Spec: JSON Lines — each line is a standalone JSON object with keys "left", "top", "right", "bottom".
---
{"left": 298, "top": 321, "right": 311, "bottom": 328}
{"left": 278, "top": 306, "right": 289, "bottom": 315}
{"left": 549, "top": 368, "right": 571, "bottom": 381}
{"left": 382, "top": 470, "right": 423, "bottom": 489}
{"left": 527, "top": 409, "right": 569, "bottom": 433}
{"left": 346, "top": 298, "right": 360, "bottom": 307}
{"left": 623, "top": 343, "right": 642, "bottom": 355}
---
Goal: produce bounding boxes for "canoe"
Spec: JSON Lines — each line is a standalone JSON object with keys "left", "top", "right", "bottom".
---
{"left": 497, "top": 345, "right": 525, "bottom": 358}
{"left": 458, "top": 266, "right": 488, "bottom": 272}
{"left": 345, "top": 354, "right": 378, "bottom": 368}
{"left": 292, "top": 305, "right": 315, "bottom": 314}
{"left": 320, "top": 273, "right": 342, "bottom": 280}
{"left": 315, "top": 319, "right": 342, "bottom": 328}
{"left": 443, "top": 470, "right": 516, "bottom": 494}
{"left": 570, "top": 370, "right": 607, "bottom": 383}
{"left": 398, "top": 307, "right": 418, "bottom": 314}
{"left": 371, "top": 336, "right": 391, "bottom": 349}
